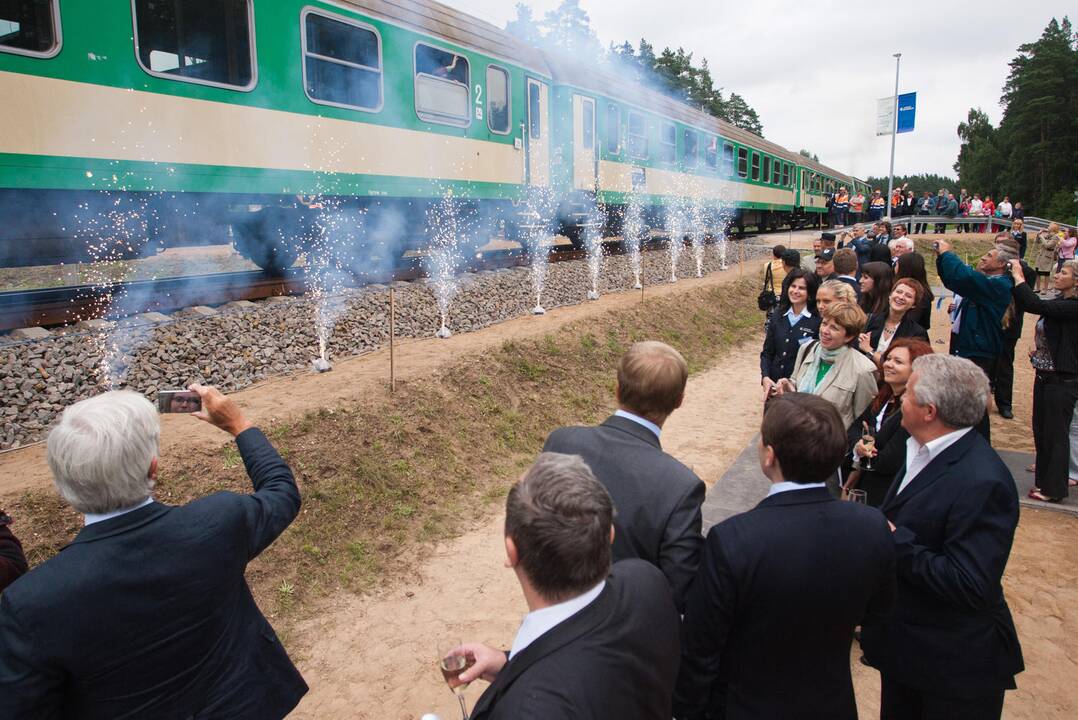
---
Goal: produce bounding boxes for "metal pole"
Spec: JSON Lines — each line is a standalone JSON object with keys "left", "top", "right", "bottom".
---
{"left": 886, "top": 53, "right": 901, "bottom": 221}
{"left": 389, "top": 288, "right": 396, "bottom": 393}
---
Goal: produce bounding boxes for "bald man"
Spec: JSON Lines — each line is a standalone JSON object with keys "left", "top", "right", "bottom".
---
{"left": 542, "top": 341, "right": 705, "bottom": 612}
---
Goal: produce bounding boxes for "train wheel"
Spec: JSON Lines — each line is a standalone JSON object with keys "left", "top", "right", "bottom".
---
{"left": 232, "top": 211, "right": 300, "bottom": 275}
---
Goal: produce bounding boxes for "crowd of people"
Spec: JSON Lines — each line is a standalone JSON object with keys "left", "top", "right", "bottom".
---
{"left": 828, "top": 184, "right": 1028, "bottom": 235}
{"left": 0, "top": 218, "right": 1073, "bottom": 719}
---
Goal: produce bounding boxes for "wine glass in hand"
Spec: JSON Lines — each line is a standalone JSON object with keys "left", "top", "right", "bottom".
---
{"left": 860, "top": 421, "right": 876, "bottom": 471}
{"left": 438, "top": 640, "right": 474, "bottom": 719}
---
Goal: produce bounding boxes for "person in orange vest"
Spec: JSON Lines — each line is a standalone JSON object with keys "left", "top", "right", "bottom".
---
{"left": 850, "top": 190, "right": 866, "bottom": 225}
{"left": 834, "top": 187, "right": 850, "bottom": 227}
{"left": 868, "top": 190, "right": 886, "bottom": 221}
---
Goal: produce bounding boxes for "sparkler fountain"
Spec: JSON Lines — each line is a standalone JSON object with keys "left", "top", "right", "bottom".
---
{"left": 427, "top": 188, "right": 465, "bottom": 338}
{"left": 583, "top": 208, "right": 606, "bottom": 300}
{"left": 691, "top": 195, "right": 708, "bottom": 278}
{"left": 623, "top": 193, "right": 646, "bottom": 289}
{"left": 666, "top": 197, "right": 688, "bottom": 283}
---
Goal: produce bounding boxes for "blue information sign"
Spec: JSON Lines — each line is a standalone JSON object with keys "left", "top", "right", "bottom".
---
{"left": 897, "top": 92, "right": 916, "bottom": 133}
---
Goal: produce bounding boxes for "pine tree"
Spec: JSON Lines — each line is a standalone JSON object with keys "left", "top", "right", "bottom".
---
{"left": 799, "top": 149, "right": 820, "bottom": 162}
{"left": 954, "top": 108, "right": 1006, "bottom": 196}
{"left": 724, "top": 93, "right": 763, "bottom": 136}
{"left": 505, "top": 3, "right": 542, "bottom": 46}
{"left": 539, "top": 0, "right": 602, "bottom": 62}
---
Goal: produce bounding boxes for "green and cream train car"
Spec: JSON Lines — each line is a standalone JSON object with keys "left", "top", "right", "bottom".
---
{"left": 0, "top": 0, "right": 867, "bottom": 273}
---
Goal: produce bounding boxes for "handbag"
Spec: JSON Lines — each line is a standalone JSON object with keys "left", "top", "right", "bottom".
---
{"left": 758, "top": 263, "right": 777, "bottom": 311}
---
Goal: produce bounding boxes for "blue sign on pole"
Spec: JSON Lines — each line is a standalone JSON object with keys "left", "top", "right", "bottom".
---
{"left": 897, "top": 92, "right": 916, "bottom": 133}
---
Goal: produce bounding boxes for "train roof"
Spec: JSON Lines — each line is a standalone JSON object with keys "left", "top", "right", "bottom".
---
{"left": 339, "top": 0, "right": 550, "bottom": 75}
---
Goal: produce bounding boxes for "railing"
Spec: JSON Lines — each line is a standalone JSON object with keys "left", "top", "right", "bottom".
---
{"left": 832, "top": 214, "right": 1077, "bottom": 234}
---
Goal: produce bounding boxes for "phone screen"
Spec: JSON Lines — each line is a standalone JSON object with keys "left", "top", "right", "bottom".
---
{"left": 157, "top": 390, "right": 201, "bottom": 413}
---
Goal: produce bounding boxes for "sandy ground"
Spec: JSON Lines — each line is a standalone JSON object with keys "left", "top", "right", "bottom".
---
{"left": 288, "top": 342, "right": 769, "bottom": 719}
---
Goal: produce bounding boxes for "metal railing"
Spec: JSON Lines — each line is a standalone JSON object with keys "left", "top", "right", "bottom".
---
{"left": 830, "top": 214, "right": 1077, "bottom": 234}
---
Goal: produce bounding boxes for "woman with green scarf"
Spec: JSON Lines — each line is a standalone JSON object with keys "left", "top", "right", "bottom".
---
{"left": 776, "top": 302, "right": 879, "bottom": 430}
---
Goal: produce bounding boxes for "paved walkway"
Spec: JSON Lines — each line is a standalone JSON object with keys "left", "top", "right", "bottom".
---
{"left": 703, "top": 439, "right": 1076, "bottom": 533}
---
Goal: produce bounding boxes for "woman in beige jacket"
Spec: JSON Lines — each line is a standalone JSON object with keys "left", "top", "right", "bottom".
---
{"left": 777, "top": 301, "right": 879, "bottom": 430}
{"left": 1032, "top": 224, "right": 1062, "bottom": 292}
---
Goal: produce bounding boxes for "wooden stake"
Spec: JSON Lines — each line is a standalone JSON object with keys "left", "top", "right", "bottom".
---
{"left": 389, "top": 288, "right": 396, "bottom": 393}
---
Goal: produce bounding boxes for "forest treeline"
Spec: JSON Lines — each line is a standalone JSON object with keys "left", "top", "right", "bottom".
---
{"left": 504, "top": 1, "right": 764, "bottom": 135}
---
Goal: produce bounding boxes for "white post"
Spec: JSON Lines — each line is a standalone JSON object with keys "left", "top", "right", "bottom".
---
{"left": 886, "top": 53, "right": 901, "bottom": 221}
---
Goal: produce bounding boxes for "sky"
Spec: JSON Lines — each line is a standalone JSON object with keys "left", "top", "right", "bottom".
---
{"left": 441, "top": 0, "right": 1072, "bottom": 181}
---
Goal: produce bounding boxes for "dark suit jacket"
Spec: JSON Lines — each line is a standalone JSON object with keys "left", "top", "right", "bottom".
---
{"left": 760, "top": 310, "right": 820, "bottom": 381}
{"left": 869, "top": 239, "right": 892, "bottom": 263}
{"left": 836, "top": 275, "right": 862, "bottom": 302}
{"left": 861, "top": 430, "right": 1024, "bottom": 697}
{"left": 543, "top": 416, "right": 705, "bottom": 612}
{"left": 471, "top": 560, "right": 680, "bottom": 720}
{"left": 0, "top": 522, "right": 27, "bottom": 593}
{"left": 0, "top": 428, "right": 307, "bottom": 719}
{"left": 847, "top": 402, "right": 908, "bottom": 507}
{"left": 674, "top": 487, "right": 896, "bottom": 720}
{"left": 864, "top": 311, "right": 929, "bottom": 352}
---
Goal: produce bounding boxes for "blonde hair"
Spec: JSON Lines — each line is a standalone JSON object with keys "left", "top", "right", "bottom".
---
{"left": 820, "top": 279, "right": 857, "bottom": 304}
{"left": 822, "top": 301, "right": 868, "bottom": 339}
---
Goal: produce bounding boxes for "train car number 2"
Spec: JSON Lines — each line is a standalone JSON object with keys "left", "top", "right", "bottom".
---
{"left": 474, "top": 83, "right": 483, "bottom": 121}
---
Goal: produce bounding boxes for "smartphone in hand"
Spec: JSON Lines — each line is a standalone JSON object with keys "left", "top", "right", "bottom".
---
{"left": 157, "top": 389, "right": 202, "bottom": 413}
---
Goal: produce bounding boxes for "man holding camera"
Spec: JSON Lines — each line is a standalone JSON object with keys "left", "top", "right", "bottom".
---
{"left": 935, "top": 239, "right": 1016, "bottom": 439}
{"left": 0, "top": 509, "right": 27, "bottom": 594}
{"left": 0, "top": 385, "right": 307, "bottom": 718}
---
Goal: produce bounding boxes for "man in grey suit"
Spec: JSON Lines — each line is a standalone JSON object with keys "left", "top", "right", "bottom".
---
{"left": 542, "top": 341, "right": 705, "bottom": 612}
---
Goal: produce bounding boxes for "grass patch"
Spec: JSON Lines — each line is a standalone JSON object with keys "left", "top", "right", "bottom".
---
{"left": 6, "top": 278, "right": 764, "bottom": 634}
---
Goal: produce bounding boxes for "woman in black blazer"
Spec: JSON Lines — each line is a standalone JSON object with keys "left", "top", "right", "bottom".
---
{"left": 761, "top": 269, "right": 820, "bottom": 395}
{"left": 858, "top": 278, "right": 929, "bottom": 363}
{"left": 845, "top": 338, "right": 935, "bottom": 506}
{"left": 895, "top": 252, "right": 935, "bottom": 330}
{"left": 1011, "top": 260, "right": 1078, "bottom": 502}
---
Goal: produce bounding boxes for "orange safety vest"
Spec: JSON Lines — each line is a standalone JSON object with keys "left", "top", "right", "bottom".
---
{"left": 870, "top": 197, "right": 886, "bottom": 210}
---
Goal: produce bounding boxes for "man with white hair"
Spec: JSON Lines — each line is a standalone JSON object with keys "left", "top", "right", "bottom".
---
{"left": 0, "top": 386, "right": 307, "bottom": 718}
{"left": 889, "top": 236, "right": 915, "bottom": 266}
{"left": 862, "top": 354, "right": 1023, "bottom": 720}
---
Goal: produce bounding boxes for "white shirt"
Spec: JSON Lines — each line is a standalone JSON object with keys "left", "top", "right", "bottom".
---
{"left": 969, "top": 199, "right": 983, "bottom": 214}
{"left": 766, "top": 481, "right": 827, "bottom": 497}
{"left": 84, "top": 497, "right": 154, "bottom": 526}
{"left": 509, "top": 580, "right": 606, "bottom": 659}
{"left": 897, "top": 427, "right": 973, "bottom": 495}
{"left": 999, "top": 201, "right": 1012, "bottom": 217}
{"left": 614, "top": 409, "right": 661, "bottom": 440}
{"left": 785, "top": 306, "right": 812, "bottom": 328}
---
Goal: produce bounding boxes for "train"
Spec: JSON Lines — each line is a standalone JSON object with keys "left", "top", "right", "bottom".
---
{"left": 0, "top": 0, "right": 871, "bottom": 273}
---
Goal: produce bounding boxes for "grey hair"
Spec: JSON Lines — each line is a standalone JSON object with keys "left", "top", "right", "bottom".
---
{"left": 909, "top": 354, "right": 989, "bottom": 428}
{"left": 890, "top": 237, "right": 915, "bottom": 253}
{"left": 1062, "top": 260, "right": 1078, "bottom": 276}
{"left": 47, "top": 390, "right": 159, "bottom": 514}
{"left": 992, "top": 244, "right": 1018, "bottom": 264}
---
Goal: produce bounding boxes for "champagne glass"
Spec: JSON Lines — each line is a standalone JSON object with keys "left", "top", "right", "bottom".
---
{"left": 438, "top": 640, "right": 473, "bottom": 720}
{"left": 860, "top": 422, "right": 876, "bottom": 471}
{"left": 848, "top": 489, "right": 868, "bottom": 504}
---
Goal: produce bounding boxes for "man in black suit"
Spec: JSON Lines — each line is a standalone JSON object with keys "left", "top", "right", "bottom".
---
{"left": 674, "top": 393, "right": 896, "bottom": 720}
{"left": 862, "top": 353, "right": 1024, "bottom": 719}
{"left": 833, "top": 247, "right": 862, "bottom": 300}
{"left": 0, "top": 386, "right": 307, "bottom": 719}
{"left": 458, "top": 452, "right": 680, "bottom": 719}
{"left": 542, "top": 341, "right": 705, "bottom": 612}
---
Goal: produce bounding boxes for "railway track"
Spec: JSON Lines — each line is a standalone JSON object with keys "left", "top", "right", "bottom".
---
{"left": 0, "top": 245, "right": 595, "bottom": 332}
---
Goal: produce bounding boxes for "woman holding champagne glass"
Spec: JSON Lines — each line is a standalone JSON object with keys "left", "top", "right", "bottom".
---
{"left": 844, "top": 338, "right": 935, "bottom": 506}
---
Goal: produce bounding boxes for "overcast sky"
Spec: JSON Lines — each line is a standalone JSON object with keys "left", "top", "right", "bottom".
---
{"left": 442, "top": 0, "right": 1071, "bottom": 181}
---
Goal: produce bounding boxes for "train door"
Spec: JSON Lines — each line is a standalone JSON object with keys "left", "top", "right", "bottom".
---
{"left": 572, "top": 94, "right": 597, "bottom": 191}
{"left": 525, "top": 78, "right": 550, "bottom": 187}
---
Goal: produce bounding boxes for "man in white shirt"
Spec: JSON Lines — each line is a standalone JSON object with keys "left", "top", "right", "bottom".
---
{"left": 862, "top": 354, "right": 1023, "bottom": 720}
{"left": 458, "top": 453, "right": 680, "bottom": 719}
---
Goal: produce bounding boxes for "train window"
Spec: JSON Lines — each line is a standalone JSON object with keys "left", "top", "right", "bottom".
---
{"left": 659, "top": 123, "right": 676, "bottom": 163}
{"left": 762, "top": 156, "right": 771, "bottom": 184}
{"left": 783, "top": 163, "right": 791, "bottom": 187}
{"left": 133, "top": 0, "right": 255, "bottom": 90}
{"left": 705, "top": 137, "right": 718, "bottom": 169}
{"left": 528, "top": 81, "right": 541, "bottom": 138}
{"left": 582, "top": 98, "right": 595, "bottom": 150}
{"left": 0, "top": 0, "right": 60, "bottom": 57}
{"left": 682, "top": 130, "right": 697, "bottom": 167}
{"left": 628, "top": 112, "right": 647, "bottom": 159}
{"left": 723, "top": 143, "right": 735, "bottom": 177}
{"left": 750, "top": 153, "right": 760, "bottom": 181}
{"left": 605, "top": 104, "right": 620, "bottom": 155}
{"left": 302, "top": 11, "right": 382, "bottom": 112}
{"left": 736, "top": 148, "right": 748, "bottom": 178}
{"left": 486, "top": 65, "right": 510, "bottom": 134}
{"left": 415, "top": 44, "right": 470, "bottom": 127}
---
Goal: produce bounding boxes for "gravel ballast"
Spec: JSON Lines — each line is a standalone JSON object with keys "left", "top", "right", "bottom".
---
{"left": 0, "top": 244, "right": 769, "bottom": 450}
